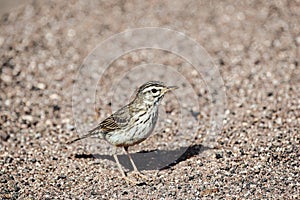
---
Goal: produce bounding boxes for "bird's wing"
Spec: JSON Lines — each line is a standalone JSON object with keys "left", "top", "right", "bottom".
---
{"left": 66, "top": 106, "right": 135, "bottom": 144}
{"left": 99, "top": 105, "right": 132, "bottom": 133}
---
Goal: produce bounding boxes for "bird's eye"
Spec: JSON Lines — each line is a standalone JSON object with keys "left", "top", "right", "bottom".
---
{"left": 151, "top": 88, "right": 158, "bottom": 93}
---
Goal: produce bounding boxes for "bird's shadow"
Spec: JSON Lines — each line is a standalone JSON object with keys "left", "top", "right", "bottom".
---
{"left": 74, "top": 144, "right": 212, "bottom": 171}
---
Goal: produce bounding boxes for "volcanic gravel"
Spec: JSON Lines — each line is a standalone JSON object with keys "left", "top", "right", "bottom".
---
{"left": 0, "top": 1, "right": 299, "bottom": 199}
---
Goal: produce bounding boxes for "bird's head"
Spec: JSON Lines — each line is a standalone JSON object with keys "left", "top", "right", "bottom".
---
{"left": 135, "top": 81, "right": 178, "bottom": 106}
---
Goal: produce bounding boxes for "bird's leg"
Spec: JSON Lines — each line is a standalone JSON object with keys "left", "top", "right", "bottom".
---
{"left": 124, "top": 147, "right": 148, "bottom": 180}
{"left": 124, "top": 146, "right": 139, "bottom": 172}
{"left": 113, "top": 147, "right": 126, "bottom": 177}
{"left": 113, "top": 147, "right": 141, "bottom": 184}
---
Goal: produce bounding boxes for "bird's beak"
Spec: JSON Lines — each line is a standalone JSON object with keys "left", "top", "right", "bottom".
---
{"left": 164, "top": 85, "right": 178, "bottom": 93}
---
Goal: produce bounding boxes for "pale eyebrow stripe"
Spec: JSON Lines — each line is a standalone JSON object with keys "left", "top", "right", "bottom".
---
{"left": 142, "top": 86, "right": 162, "bottom": 93}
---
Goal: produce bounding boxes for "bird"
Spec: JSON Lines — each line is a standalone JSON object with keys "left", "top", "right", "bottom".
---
{"left": 67, "top": 81, "right": 178, "bottom": 177}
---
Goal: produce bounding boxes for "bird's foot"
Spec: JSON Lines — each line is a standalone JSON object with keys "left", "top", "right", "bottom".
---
{"left": 121, "top": 175, "right": 139, "bottom": 184}
{"left": 130, "top": 170, "right": 148, "bottom": 179}
{"left": 119, "top": 171, "right": 148, "bottom": 185}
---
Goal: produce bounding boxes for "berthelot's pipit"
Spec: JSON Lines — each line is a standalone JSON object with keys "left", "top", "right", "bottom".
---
{"left": 67, "top": 81, "right": 178, "bottom": 177}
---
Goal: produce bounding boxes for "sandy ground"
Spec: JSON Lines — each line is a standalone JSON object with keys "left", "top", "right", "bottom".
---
{"left": 0, "top": 0, "right": 299, "bottom": 199}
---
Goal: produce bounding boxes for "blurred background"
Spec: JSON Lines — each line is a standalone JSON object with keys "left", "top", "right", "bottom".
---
{"left": 0, "top": 0, "right": 30, "bottom": 16}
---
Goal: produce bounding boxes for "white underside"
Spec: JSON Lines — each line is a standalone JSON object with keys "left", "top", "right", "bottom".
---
{"left": 105, "top": 106, "right": 158, "bottom": 147}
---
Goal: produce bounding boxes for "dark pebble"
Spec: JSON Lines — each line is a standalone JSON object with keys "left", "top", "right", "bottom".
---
{"left": 215, "top": 153, "right": 223, "bottom": 159}
{"left": 136, "top": 182, "right": 147, "bottom": 186}
{"left": 0, "top": 132, "right": 10, "bottom": 141}
{"left": 91, "top": 190, "right": 98, "bottom": 195}
{"left": 58, "top": 174, "right": 67, "bottom": 179}
{"left": 5, "top": 157, "right": 13, "bottom": 163}
{"left": 53, "top": 105, "right": 60, "bottom": 111}
{"left": 1, "top": 178, "right": 8, "bottom": 183}
{"left": 14, "top": 185, "right": 20, "bottom": 192}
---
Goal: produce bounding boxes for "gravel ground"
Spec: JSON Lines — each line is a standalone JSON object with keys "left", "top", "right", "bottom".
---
{"left": 1, "top": 0, "right": 299, "bottom": 199}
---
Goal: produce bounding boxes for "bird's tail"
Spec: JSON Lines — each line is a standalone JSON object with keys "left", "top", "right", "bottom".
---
{"left": 66, "top": 127, "right": 103, "bottom": 144}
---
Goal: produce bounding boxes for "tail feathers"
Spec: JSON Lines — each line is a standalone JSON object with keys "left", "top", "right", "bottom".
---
{"left": 66, "top": 128, "right": 103, "bottom": 144}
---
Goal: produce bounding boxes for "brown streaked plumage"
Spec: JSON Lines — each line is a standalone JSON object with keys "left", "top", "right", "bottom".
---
{"left": 67, "top": 81, "right": 178, "bottom": 177}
